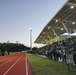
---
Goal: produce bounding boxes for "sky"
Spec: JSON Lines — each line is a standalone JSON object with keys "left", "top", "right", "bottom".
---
{"left": 0, "top": 0, "right": 68, "bottom": 47}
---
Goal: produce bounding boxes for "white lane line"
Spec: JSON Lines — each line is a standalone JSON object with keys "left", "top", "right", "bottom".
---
{"left": 25, "top": 55, "right": 28, "bottom": 75}
{"left": 4, "top": 55, "right": 23, "bottom": 75}
{"left": 0, "top": 57, "right": 17, "bottom": 67}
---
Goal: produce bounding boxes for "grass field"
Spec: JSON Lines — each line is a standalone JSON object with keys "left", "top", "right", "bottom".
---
{"left": 27, "top": 54, "right": 76, "bottom": 75}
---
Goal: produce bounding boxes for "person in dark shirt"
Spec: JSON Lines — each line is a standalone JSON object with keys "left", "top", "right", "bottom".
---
{"left": 73, "top": 50, "right": 76, "bottom": 66}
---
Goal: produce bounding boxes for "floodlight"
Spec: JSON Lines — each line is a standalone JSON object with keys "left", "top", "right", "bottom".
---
{"left": 70, "top": 6, "right": 74, "bottom": 9}
{"left": 43, "top": 32, "right": 45, "bottom": 34}
{"left": 56, "top": 19, "right": 58, "bottom": 22}
{"left": 72, "top": 22, "right": 75, "bottom": 25}
{"left": 48, "top": 27, "right": 50, "bottom": 29}
{"left": 61, "top": 28, "right": 63, "bottom": 30}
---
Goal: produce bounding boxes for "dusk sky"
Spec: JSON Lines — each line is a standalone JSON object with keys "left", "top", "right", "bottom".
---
{"left": 0, "top": 0, "right": 67, "bottom": 47}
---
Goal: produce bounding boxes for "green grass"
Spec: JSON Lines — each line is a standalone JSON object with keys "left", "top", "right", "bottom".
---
{"left": 27, "top": 54, "right": 76, "bottom": 75}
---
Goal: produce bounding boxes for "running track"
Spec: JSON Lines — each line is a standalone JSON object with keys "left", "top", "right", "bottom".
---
{"left": 0, "top": 53, "right": 32, "bottom": 75}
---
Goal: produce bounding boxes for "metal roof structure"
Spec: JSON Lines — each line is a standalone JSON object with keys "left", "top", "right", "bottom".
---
{"left": 34, "top": 0, "right": 76, "bottom": 44}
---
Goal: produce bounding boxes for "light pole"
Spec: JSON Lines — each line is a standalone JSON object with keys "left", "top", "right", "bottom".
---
{"left": 30, "top": 28, "right": 32, "bottom": 51}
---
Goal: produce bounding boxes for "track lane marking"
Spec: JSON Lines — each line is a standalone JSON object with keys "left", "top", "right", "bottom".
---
{"left": 25, "top": 54, "right": 28, "bottom": 75}
{"left": 0, "top": 56, "right": 17, "bottom": 67}
{"left": 4, "top": 55, "right": 23, "bottom": 75}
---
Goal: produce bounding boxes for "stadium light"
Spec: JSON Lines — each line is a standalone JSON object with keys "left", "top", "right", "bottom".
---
{"left": 30, "top": 28, "right": 32, "bottom": 51}
{"left": 72, "top": 22, "right": 75, "bottom": 25}
{"left": 43, "top": 32, "right": 45, "bottom": 34}
{"left": 55, "top": 19, "right": 58, "bottom": 22}
{"left": 61, "top": 28, "right": 63, "bottom": 30}
{"left": 48, "top": 26, "right": 50, "bottom": 29}
{"left": 70, "top": 5, "right": 74, "bottom": 9}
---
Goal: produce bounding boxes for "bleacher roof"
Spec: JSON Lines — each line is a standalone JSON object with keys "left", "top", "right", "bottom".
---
{"left": 34, "top": 0, "right": 76, "bottom": 44}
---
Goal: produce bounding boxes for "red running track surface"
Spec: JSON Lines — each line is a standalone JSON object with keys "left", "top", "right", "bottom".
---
{"left": 0, "top": 53, "right": 32, "bottom": 75}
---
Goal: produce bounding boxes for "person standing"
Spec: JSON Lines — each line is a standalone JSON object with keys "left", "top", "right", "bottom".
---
{"left": 73, "top": 50, "right": 76, "bottom": 66}
{"left": 62, "top": 48, "right": 66, "bottom": 62}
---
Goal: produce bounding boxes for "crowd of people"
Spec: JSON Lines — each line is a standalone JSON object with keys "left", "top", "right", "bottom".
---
{"left": 0, "top": 50, "right": 9, "bottom": 56}
{"left": 41, "top": 37, "right": 76, "bottom": 67}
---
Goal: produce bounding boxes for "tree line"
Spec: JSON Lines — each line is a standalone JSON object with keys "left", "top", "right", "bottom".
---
{"left": 0, "top": 43, "right": 30, "bottom": 53}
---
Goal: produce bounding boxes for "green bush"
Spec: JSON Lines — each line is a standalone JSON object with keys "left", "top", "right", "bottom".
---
{"left": 0, "top": 50, "right": 2, "bottom": 56}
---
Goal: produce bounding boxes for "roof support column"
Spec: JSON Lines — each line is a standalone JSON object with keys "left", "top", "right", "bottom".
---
{"left": 43, "top": 38, "right": 47, "bottom": 44}
{"left": 62, "top": 22, "right": 71, "bottom": 38}
{"left": 46, "top": 33, "right": 51, "bottom": 40}
{"left": 51, "top": 28, "right": 58, "bottom": 37}
{"left": 46, "top": 33, "right": 52, "bottom": 44}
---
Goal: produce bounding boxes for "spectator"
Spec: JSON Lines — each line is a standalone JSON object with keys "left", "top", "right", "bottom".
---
{"left": 62, "top": 47, "right": 66, "bottom": 62}
{"left": 73, "top": 50, "right": 76, "bottom": 66}
{"left": 55, "top": 48, "right": 61, "bottom": 61}
{"left": 68, "top": 51, "right": 74, "bottom": 65}
{"left": 4, "top": 51, "right": 8, "bottom": 55}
